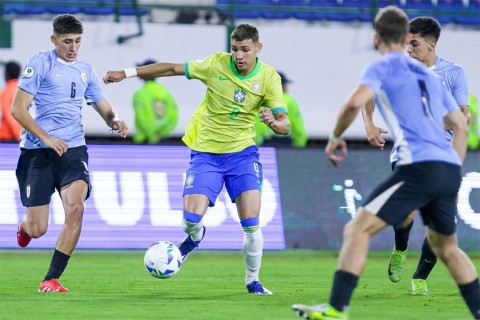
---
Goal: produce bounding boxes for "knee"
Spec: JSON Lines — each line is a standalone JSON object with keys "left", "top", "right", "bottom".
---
{"left": 342, "top": 220, "right": 356, "bottom": 240}
{"left": 433, "top": 243, "right": 456, "bottom": 262}
{"left": 64, "top": 203, "right": 85, "bottom": 224}
{"left": 27, "top": 223, "right": 48, "bottom": 238}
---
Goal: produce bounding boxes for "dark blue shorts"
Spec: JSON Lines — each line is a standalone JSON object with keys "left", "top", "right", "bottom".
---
{"left": 183, "top": 146, "right": 263, "bottom": 207}
{"left": 362, "top": 161, "right": 461, "bottom": 235}
{"left": 16, "top": 146, "right": 91, "bottom": 207}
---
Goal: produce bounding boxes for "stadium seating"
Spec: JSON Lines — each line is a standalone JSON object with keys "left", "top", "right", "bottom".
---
{"left": 1, "top": 0, "right": 479, "bottom": 25}
{"left": 3, "top": 0, "right": 144, "bottom": 16}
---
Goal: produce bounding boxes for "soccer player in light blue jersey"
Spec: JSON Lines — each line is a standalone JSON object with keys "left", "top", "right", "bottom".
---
{"left": 293, "top": 6, "right": 479, "bottom": 319}
{"left": 103, "top": 24, "right": 290, "bottom": 294}
{"left": 362, "top": 16, "right": 471, "bottom": 296}
{"left": 11, "top": 14, "right": 128, "bottom": 293}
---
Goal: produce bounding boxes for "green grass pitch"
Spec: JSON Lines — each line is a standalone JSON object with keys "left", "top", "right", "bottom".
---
{"left": 0, "top": 250, "right": 478, "bottom": 319}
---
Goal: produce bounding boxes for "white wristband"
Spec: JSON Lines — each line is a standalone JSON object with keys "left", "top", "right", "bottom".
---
{"left": 124, "top": 68, "right": 137, "bottom": 78}
{"left": 329, "top": 132, "right": 341, "bottom": 142}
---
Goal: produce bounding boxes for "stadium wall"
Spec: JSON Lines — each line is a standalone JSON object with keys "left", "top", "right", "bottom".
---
{"left": 0, "top": 19, "right": 479, "bottom": 139}
{"left": 0, "top": 144, "right": 478, "bottom": 251}
{"left": 277, "top": 148, "right": 480, "bottom": 251}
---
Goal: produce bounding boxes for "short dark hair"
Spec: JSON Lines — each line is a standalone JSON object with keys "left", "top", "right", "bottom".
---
{"left": 5, "top": 61, "right": 20, "bottom": 80}
{"left": 409, "top": 17, "right": 441, "bottom": 41}
{"left": 53, "top": 14, "right": 83, "bottom": 35}
{"left": 231, "top": 24, "right": 259, "bottom": 43}
{"left": 374, "top": 6, "right": 409, "bottom": 45}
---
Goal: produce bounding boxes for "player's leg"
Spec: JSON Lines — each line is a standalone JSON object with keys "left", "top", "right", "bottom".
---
{"left": 224, "top": 147, "right": 269, "bottom": 294}
{"left": 18, "top": 205, "right": 50, "bottom": 247}
{"left": 411, "top": 236, "right": 437, "bottom": 295}
{"left": 15, "top": 148, "right": 55, "bottom": 247}
{"left": 333, "top": 208, "right": 386, "bottom": 305}
{"left": 39, "top": 146, "right": 90, "bottom": 293}
{"left": 178, "top": 194, "right": 210, "bottom": 261}
{"left": 388, "top": 211, "right": 415, "bottom": 282}
{"left": 179, "top": 152, "right": 224, "bottom": 262}
{"left": 234, "top": 189, "right": 271, "bottom": 294}
{"left": 39, "top": 180, "right": 88, "bottom": 293}
{"left": 427, "top": 228, "right": 480, "bottom": 319}
{"left": 293, "top": 207, "right": 386, "bottom": 319}
{"left": 293, "top": 164, "right": 424, "bottom": 319}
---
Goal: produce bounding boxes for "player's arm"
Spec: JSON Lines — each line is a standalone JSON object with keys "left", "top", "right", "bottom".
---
{"left": 361, "top": 99, "right": 388, "bottom": 150}
{"left": 103, "top": 63, "right": 185, "bottom": 84}
{"left": 90, "top": 99, "right": 128, "bottom": 138}
{"left": 326, "top": 85, "right": 375, "bottom": 166}
{"left": 259, "top": 108, "right": 290, "bottom": 135}
{"left": 10, "top": 88, "right": 68, "bottom": 156}
{"left": 444, "top": 109, "right": 468, "bottom": 162}
{"left": 460, "top": 105, "right": 470, "bottom": 124}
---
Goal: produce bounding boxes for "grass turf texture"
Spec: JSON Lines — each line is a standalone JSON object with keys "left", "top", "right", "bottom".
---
{"left": 0, "top": 250, "right": 478, "bottom": 320}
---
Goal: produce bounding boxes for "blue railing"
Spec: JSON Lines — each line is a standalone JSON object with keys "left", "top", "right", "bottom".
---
{"left": 216, "top": 0, "right": 480, "bottom": 25}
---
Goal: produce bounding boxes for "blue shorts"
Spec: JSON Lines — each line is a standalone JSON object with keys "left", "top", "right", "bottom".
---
{"left": 183, "top": 146, "right": 263, "bottom": 207}
{"left": 16, "top": 146, "right": 91, "bottom": 207}
{"left": 362, "top": 161, "right": 461, "bottom": 235}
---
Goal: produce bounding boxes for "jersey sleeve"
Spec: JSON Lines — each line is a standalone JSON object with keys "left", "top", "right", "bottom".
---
{"left": 263, "top": 72, "right": 287, "bottom": 114}
{"left": 85, "top": 67, "right": 107, "bottom": 104}
{"left": 17, "top": 54, "right": 46, "bottom": 96}
{"left": 184, "top": 53, "right": 218, "bottom": 82}
{"left": 357, "top": 60, "right": 388, "bottom": 94}
{"left": 450, "top": 66, "right": 469, "bottom": 106}
{"left": 442, "top": 86, "right": 461, "bottom": 114}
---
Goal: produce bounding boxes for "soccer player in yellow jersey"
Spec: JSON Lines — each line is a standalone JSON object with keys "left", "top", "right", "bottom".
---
{"left": 103, "top": 24, "right": 290, "bottom": 294}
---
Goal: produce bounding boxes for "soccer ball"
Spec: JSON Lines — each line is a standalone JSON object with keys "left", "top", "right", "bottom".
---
{"left": 144, "top": 241, "right": 182, "bottom": 279}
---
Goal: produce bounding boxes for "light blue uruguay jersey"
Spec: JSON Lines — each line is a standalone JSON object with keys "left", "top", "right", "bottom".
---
{"left": 359, "top": 51, "right": 461, "bottom": 166}
{"left": 18, "top": 49, "right": 106, "bottom": 149}
{"left": 389, "top": 55, "right": 469, "bottom": 162}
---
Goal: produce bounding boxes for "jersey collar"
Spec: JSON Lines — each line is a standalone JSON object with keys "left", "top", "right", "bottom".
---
{"left": 229, "top": 57, "right": 261, "bottom": 80}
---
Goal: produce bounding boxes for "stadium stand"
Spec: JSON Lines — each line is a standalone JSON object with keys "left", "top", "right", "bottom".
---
{"left": 1, "top": 0, "right": 479, "bottom": 25}
{"left": 216, "top": 0, "right": 479, "bottom": 24}
{"left": 3, "top": 0, "right": 145, "bottom": 16}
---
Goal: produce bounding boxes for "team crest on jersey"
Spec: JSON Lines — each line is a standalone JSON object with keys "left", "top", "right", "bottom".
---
{"left": 22, "top": 66, "right": 34, "bottom": 78}
{"left": 252, "top": 82, "right": 261, "bottom": 94}
{"left": 81, "top": 72, "right": 88, "bottom": 83}
{"left": 234, "top": 89, "right": 246, "bottom": 103}
{"left": 185, "top": 174, "right": 195, "bottom": 189}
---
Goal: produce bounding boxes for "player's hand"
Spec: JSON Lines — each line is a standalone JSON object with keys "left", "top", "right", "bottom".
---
{"left": 366, "top": 124, "right": 388, "bottom": 150}
{"left": 259, "top": 108, "right": 275, "bottom": 127}
{"left": 111, "top": 120, "right": 128, "bottom": 138}
{"left": 43, "top": 136, "right": 68, "bottom": 156}
{"left": 325, "top": 138, "right": 347, "bottom": 166}
{"left": 103, "top": 70, "right": 126, "bottom": 84}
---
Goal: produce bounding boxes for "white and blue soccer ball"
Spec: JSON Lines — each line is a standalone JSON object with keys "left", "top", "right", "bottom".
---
{"left": 144, "top": 241, "right": 182, "bottom": 279}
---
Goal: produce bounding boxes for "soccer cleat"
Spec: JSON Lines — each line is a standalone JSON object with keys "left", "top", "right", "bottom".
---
{"left": 177, "top": 226, "right": 206, "bottom": 263}
{"left": 246, "top": 281, "right": 272, "bottom": 295}
{"left": 17, "top": 224, "right": 32, "bottom": 248}
{"left": 388, "top": 246, "right": 407, "bottom": 282}
{"left": 292, "top": 303, "right": 349, "bottom": 320}
{"left": 38, "top": 279, "right": 69, "bottom": 293}
{"left": 411, "top": 279, "right": 429, "bottom": 295}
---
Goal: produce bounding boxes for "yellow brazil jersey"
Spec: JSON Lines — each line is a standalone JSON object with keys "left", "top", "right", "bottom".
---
{"left": 182, "top": 52, "right": 286, "bottom": 154}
